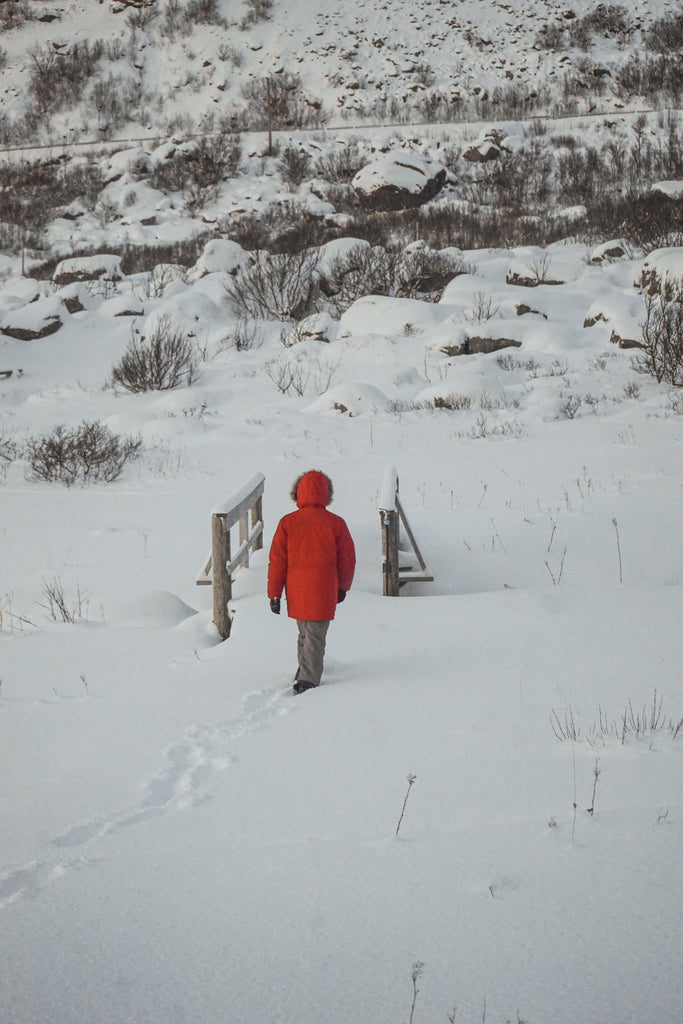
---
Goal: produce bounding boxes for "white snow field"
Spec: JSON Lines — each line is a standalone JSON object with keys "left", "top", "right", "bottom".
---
{"left": 2, "top": 231, "right": 683, "bottom": 1024}
{"left": 1, "top": 1, "right": 683, "bottom": 1022}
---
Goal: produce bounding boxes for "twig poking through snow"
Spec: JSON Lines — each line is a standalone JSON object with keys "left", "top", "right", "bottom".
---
{"left": 587, "top": 757, "right": 601, "bottom": 816}
{"left": 612, "top": 517, "right": 623, "bottom": 583}
{"left": 395, "top": 773, "right": 417, "bottom": 838}
{"left": 409, "top": 960, "right": 424, "bottom": 1024}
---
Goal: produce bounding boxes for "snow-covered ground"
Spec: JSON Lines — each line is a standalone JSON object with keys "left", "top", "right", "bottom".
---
{"left": 2, "top": 2, "right": 683, "bottom": 1023}
{"left": 2, "top": 227, "right": 683, "bottom": 1023}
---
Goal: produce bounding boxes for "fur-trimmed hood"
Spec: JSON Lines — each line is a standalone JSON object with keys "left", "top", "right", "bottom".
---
{"left": 290, "top": 470, "right": 334, "bottom": 507}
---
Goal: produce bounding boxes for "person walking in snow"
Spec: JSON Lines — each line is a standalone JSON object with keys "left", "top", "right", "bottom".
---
{"left": 268, "top": 470, "right": 355, "bottom": 694}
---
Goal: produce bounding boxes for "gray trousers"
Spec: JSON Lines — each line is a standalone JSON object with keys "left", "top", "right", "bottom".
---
{"left": 296, "top": 620, "right": 330, "bottom": 686}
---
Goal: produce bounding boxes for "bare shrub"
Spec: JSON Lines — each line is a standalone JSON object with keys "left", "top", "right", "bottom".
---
{"left": 39, "top": 575, "right": 88, "bottom": 623}
{"left": 0, "top": 157, "right": 105, "bottom": 241}
{"left": 615, "top": 54, "right": 683, "bottom": 103}
{"left": 313, "top": 144, "right": 366, "bottom": 182}
{"left": 0, "top": 426, "right": 17, "bottom": 477}
{"left": 232, "top": 317, "right": 263, "bottom": 352}
{"left": 149, "top": 136, "right": 241, "bottom": 192}
{"left": 468, "top": 142, "right": 552, "bottom": 210}
{"left": 397, "top": 248, "right": 467, "bottom": 300}
{"left": 127, "top": 4, "right": 159, "bottom": 30}
{"left": 465, "top": 292, "right": 500, "bottom": 323}
{"left": 185, "top": 0, "right": 226, "bottom": 25}
{"left": 25, "top": 421, "right": 143, "bottom": 486}
{"left": 0, "top": 1, "right": 34, "bottom": 30}
{"left": 89, "top": 74, "right": 142, "bottom": 131}
{"left": 633, "top": 278, "right": 683, "bottom": 386}
{"left": 265, "top": 349, "right": 340, "bottom": 396}
{"left": 223, "top": 249, "right": 320, "bottom": 321}
{"left": 111, "top": 316, "right": 199, "bottom": 392}
{"left": 240, "top": 73, "right": 326, "bottom": 143}
{"left": 536, "top": 22, "right": 566, "bottom": 50}
{"left": 584, "top": 4, "right": 631, "bottom": 37}
{"left": 327, "top": 242, "right": 471, "bottom": 310}
{"left": 278, "top": 146, "right": 311, "bottom": 186}
{"left": 595, "top": 194, "right": 683, "bottom": 253}
{"left": 29, "top": 41, "right": 105, "bottom": 116}
{"left": 645, "top": 13, "right": 683, "bottom": 54}
{"left": 241, "top": 0, "right": 273, "bottom": 28}
{"left": 322, "top": 245, "right": 401, "bottom": 315}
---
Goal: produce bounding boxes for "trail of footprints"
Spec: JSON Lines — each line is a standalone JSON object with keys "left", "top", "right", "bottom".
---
{"left": 0, "top": 688, "right": 286, "bottom": 910}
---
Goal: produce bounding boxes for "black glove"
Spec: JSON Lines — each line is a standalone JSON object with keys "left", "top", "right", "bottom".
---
{"left": 270, "top": 597, "right": 281, "bottom": 614}
{"left": 337, "top": 589, "right": 346, "bottom": 603}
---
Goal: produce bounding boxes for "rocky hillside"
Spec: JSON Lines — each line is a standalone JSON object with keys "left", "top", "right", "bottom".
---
{"left": 0, "top": 0, "right": 681, "bottom": 148}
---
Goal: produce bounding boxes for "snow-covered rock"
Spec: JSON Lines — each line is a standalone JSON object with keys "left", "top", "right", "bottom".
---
{"left": 650, "top": 180, "right": 683, "bottom": 201}
{"left": 306, "top": 381, "right": 390, "bottom": 416}
{"left": 590, "top": 239, "right": 630, "bottom": 263}
{"left": 640, "top": 247, "right": 683, "bottom": 292}
{"left": 352, "top": 153, "right": 447, "bottom": 209}
{"left": 0, "top": 293, "right": 66, "bottom": 340}
{"left": 190, "top": 239, "right": 250, "bottom": 279}
{"left": 53, "top": 254, "right": 124, "bottom": 286}
{"left": 338, "top": 295, "right": 452, "bottom": 338}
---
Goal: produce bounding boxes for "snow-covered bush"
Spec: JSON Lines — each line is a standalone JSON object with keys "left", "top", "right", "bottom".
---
{"left": 223, "top": 249, "right": 320, "bottom": 322}
{"left": 634, "top": 278, "right": 683, "bottom": 386}
{"left": 0, "top": 1, "right": 33, "bottom": 30}
{"left": 322, "top": 243, "right": 467, "bottom": 314}
{"left": 240, "top": 0, "right": 273, "bottom": 29}
{"left": 185, "top": 0, "right": 227, "bottom": 26}
{"left": 111, "top": 316, "right": 199, "bottom": 392}
{"left": 25, "top": 421, "right": 143, "bottom": 486}
{"left": 278, "top": 147, "right": 311, "bottom": 186}
{"left": 645, "top": 12, "right": 683, "bottom": 53}
{"left": 148, "top": 136, "right": 242, "bottom": 192}
{"left": 313, "top": 144, "right": 366, "bottom": 183}
{"left": 29, "top": 41, "right": 105, "bottom": 117}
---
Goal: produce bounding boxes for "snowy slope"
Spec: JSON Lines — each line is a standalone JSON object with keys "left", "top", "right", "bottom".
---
{"left": 0, "top": 0, "right": 678, "bottom": 147}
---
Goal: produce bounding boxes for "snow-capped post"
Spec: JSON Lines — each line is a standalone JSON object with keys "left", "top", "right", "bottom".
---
{"left": 196, "top": 473, "right": 265, "bottom": 640}
{"left": 379, "top": 466, "right": 400, "bottom": 596}
{"left": 378, "top": 466, "right": 433, "bottom": 597}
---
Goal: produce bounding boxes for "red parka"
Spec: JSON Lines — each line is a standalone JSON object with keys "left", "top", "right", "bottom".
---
{"left": 267, "top": 471, "right": 356, "bottom": 621}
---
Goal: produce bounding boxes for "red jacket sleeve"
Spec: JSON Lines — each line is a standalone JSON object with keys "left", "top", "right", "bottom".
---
{"left": 267, "top": 518, "right": 288, "bottom": 600}
{"left": 336, "top": 519, "right": 355, "bottom": 592}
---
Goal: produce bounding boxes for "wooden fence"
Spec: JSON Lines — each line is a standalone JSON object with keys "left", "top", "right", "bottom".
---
{"left": 378, "top": 466, "right": 433, "bottom": 596}
{"left": 196, "top": 473, "right": 265, "bottom": 639}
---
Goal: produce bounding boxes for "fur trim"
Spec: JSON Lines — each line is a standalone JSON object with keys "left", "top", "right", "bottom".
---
{"left": 290, "top": 470, "right": 334, "bottom": 505}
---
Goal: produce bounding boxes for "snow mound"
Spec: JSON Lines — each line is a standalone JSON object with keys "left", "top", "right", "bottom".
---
{"left": 306, "top": 382, "right": 390, "bottom": 416}
{"left": 338, "top": 295, "right": 452, "bottom": 338}
{"left": 105, "top": 590, "right": 198, "bottom": 629}
{"left": 190, "top": 240, "right": 250, "bottom": 279}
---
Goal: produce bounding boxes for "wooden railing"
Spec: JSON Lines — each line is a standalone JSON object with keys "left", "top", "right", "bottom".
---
{"left": 378, "top": 466, "right": 433, "bottom": 596}
{"left": 196, "top": 473, "right": 265, "bottom": 639}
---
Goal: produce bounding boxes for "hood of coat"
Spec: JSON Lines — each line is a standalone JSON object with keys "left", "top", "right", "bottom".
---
{"left": 292, "top": 470, "right": 333, "bottom": 508}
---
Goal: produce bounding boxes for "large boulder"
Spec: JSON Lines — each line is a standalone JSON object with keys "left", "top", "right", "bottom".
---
{"left": 53, "top": 254, "right": 123, "bottom": 287}
{"left": 639, "top": 247, "right": 683, "bottom": 294}
{"left": 352, "top": 154, "right": 447, "bottom": 210}
{"left": 1, "top": 294, "right": 65, "bottom": 340}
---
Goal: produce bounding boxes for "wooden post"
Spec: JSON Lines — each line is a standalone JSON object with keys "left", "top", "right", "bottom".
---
{"left": 381, "top": 508, "right": 400, "bottom": 596}
{"left": 196, "top": 473, "right": 265, "bottom": 639}
{"left": 239, "top": 512, "right": 249, "bottom": 568}
{"left": 378, "top": 465, "right": 432, "bottom": 595}
{"left": 211, "top": 513, "right": 233, "bottom": 639}
{"left": 252, "top": 495, "right": 263, "bottom": 552}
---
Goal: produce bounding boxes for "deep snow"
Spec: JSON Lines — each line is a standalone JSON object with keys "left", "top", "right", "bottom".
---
{"left": 2, "top": 1, "right": 683, "bottom": 1022}
{"left": 2, "top": 230, "right": 683, "bottom": 1024}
